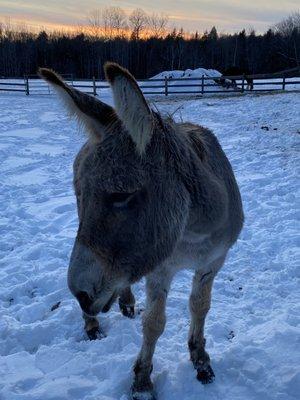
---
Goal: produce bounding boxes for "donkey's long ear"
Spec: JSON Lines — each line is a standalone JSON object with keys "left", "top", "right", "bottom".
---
{"left": 104, "top": 62, "right": 154, "bottom": 153}
{"left": 39, "top": 68, "right": 118, "bottom": 141}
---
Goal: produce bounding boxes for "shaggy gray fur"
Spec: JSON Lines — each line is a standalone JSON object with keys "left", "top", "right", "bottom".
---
{"left": 39, "top": 63, "right": 244, "bottom": 400}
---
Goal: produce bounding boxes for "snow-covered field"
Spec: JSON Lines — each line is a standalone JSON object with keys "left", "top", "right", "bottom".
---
{"left": 0, "top": 90, "right": 299, "bottom": 400}
{"left": 147, "top": 67, "right": 224, "bottom": 94}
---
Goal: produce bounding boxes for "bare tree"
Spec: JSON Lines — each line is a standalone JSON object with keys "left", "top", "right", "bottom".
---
{"left": 0, "top": 21, "right": 3, "bottom": 40}
{"left": 129, "top": 8, "right": 148, "bottom": 40}
{"left": 273, "top": 12, "right": 300, "bottom": 66}
{"left": 274, "top": 12, "right": 300, "bottom": 36}
{"left": 87, "top": 9, "right": 102, "bottom": 37}
{"left": 102, "top": 6, "right": 127, "bottom": 38}
{"left": 148, "top": 13, "right": 169, "bottom": 38}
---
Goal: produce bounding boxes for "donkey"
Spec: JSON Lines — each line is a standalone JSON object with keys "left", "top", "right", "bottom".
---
{"left": 220, "top": 66, "right": 254, "bottom": 91}
{"left": 39, "top": 63, "right": 244, "bottom": 400}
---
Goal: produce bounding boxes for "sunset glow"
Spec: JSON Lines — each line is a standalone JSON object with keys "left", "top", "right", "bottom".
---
{"left": 1, "top": 0, "right": 299, "bottom": 33}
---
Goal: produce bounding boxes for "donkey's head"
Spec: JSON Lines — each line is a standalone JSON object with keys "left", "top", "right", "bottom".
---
{"left": 40, "top": 63, "right": 190, "bottom": 316}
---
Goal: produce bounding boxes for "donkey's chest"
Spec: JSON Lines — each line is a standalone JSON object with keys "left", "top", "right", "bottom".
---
{"left": 169, "top": 229, "right": 226, "bottom": 272}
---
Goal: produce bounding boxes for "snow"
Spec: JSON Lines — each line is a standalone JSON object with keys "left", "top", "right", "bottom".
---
{"left": 0, "top": 90, "right": 299, "bottom": 400}
{"left": 151, "top": 67, "right": 222, "bottom": 80}
{"left": 147, "top": 67, "right": 223, "bottom": 94}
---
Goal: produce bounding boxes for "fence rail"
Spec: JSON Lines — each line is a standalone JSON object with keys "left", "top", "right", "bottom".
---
{"left": 0, "top": 69, "right": 299, "bottom": 97}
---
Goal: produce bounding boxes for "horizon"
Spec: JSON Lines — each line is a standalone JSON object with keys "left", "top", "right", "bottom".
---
{"left": 1, "top": 1, "right": 299, "bottom": 34}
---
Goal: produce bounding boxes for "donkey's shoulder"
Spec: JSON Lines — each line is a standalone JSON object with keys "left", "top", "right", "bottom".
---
{"left": 177, "top": 122, "right": 217, "bottom": 162}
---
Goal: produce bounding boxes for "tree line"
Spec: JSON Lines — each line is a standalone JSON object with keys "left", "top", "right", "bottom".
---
{"left": 0, "top": 9, "right": 299, "bottom": 79}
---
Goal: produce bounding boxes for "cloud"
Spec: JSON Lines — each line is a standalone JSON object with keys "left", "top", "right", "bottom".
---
{"left": 0, "top": 0, "right": 299, "bottom": 32}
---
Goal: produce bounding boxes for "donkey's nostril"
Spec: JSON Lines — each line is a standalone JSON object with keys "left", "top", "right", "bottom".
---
{"left": 76, "top": 291, "right": 93, "bottom": 313}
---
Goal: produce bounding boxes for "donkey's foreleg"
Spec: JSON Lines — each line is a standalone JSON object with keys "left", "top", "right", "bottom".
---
{"left": 119, "top": 286, "right": 135, "bottom": 318}
{"left": 82, "top": 312, "right": 105, "bottom": 340}
{"left": 188, "top": 271, "right": 215, "bottom": 384}
{"left": 188, "top": 256, "right": 225, "bottom": 384}
{"left": 132, "top": 271, "right": 172, "bottom": 400}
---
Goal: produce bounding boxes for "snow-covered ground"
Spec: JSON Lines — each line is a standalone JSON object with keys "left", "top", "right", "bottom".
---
{"left": 0, "top": 90, "right": 299, "bottom": 400}
{"left": 151, "top": 67, "right": 222, "bottom": 80}
{"left": 147, "top": 67, "right": 224, "bottom": 94}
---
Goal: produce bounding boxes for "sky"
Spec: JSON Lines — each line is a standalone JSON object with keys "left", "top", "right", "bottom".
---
{"left": 0, "top": 0, "right": 299, "bottom": 33}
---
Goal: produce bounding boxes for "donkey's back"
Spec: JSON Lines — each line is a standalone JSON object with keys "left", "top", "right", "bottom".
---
{"left": 184, "top": 122, "right": 243, "bottom": 230}
{"left": 176, "top": 122, "right": 243, "bottom": 258}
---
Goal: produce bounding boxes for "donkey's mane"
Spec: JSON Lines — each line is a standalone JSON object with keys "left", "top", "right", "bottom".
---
{"left": 149, "top": 115, "right": 208, "bottom": 185}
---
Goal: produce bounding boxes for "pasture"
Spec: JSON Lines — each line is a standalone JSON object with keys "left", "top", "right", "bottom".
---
{"left": 0, "top": 91, "right": 299, "bottom": 400}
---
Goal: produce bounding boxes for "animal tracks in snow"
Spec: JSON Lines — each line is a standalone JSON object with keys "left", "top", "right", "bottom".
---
{"left": 0, "top": 92, "right": 299, "bottom": 400}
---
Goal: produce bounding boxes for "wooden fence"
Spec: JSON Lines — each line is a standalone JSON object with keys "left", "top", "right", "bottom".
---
{"left": 1, "top": 69, "right": 300, "bottom": 97}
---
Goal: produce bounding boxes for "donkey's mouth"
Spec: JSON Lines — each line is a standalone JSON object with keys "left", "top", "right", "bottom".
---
{"left": 101, "top": 291, "right": 118, "bottom": 313}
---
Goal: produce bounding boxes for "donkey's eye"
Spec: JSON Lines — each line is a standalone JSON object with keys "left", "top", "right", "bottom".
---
{"left": 108, "top": 191, "right": 137, "bottom": 209}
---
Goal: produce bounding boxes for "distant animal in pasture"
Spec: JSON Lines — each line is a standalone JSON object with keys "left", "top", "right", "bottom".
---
{"left": 39, "top": 63, "right": 244, "bottom": 400}
{"left": 220, "top": 66, "right": 254, "bottom": 91}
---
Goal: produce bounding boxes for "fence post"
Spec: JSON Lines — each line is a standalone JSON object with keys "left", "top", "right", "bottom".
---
{"left": 164, "top": 76, "right": 168, "bottom": 96}
{"left": 201, "top": 74, "right": 204, "bottom": 94}
{"left": 282, "top": 74, "right": 286, "bottom": 90}
{"left": 24, "top": 76, "right": 29, "bottom": 95}
{"left": 242, "top": 74, "right": 245, "bottom": 92}
{"left": 92, "top": 76, "right": 97, "bottom": 96}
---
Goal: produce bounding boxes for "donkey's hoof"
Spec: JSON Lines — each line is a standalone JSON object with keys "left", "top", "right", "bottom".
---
{"left": 119, "top": 300, "right": 135, "bottom": 319}
{"left": 131, "top": 389, "right": 156, "bottom": 400}
{"left": 86, "top": 326, "right": 106, "bottom": 341}
{"left": 196, "top": 364, "right": 215, "bottom": 384}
